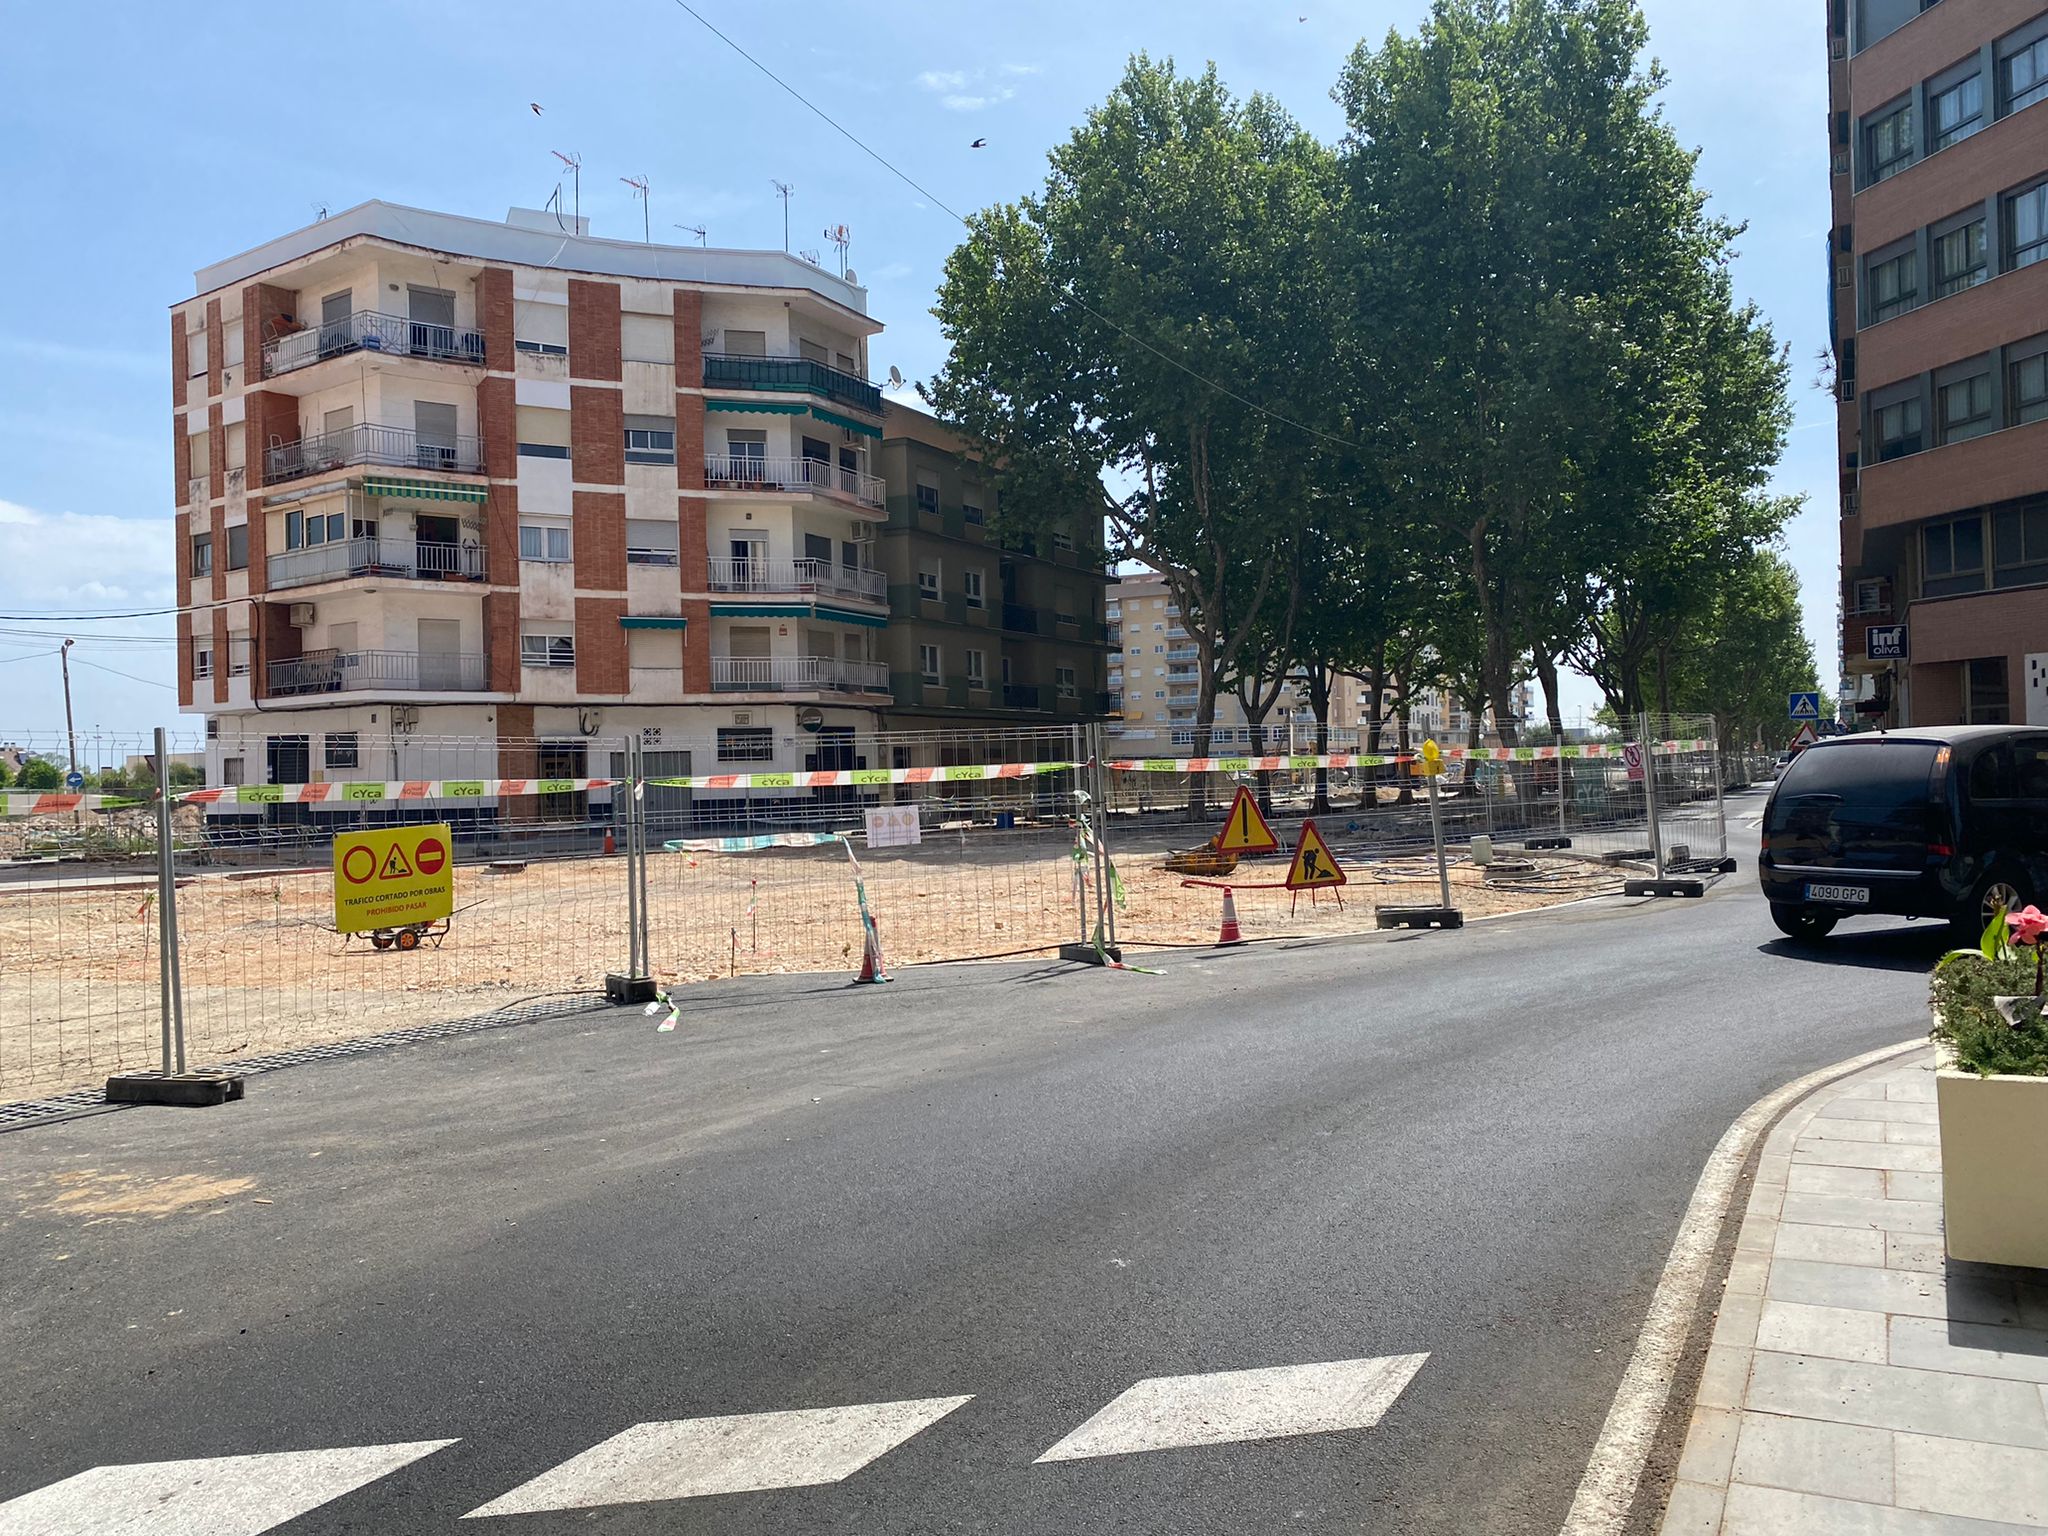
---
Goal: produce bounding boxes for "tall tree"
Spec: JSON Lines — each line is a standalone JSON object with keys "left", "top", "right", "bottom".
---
{"left": 1666, "top": 549, "right": 1821, "bottom": 749}
{"left": 926, "top": 57, "right": 1341, "bottom": 768}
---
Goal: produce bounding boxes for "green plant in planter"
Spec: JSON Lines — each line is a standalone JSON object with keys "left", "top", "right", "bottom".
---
{"left": 1932, "top": 904, "right": 2048, "bottom": 1077}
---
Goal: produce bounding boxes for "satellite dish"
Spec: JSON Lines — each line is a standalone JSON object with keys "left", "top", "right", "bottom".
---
{"left": 887, "top": 366, "right": 906, "bottom": 390}
{"left": 844, "top": 267, "right": 858, "bottom": 285}
{"left": 796, "top": 706, "right": 825, "bottom": 733}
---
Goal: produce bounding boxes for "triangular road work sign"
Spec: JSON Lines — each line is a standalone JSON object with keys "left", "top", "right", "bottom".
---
{"left": 378, "top": 845, "right": 414, "bottom": 880}
{"left": 1215, "top": 784, "right": 1279, "bottom": 854}
{"left": 1285, "top": 819, "right": 1346, "bottom": 890}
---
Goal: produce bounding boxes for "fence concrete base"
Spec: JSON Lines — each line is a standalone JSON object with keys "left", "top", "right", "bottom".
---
{"left": 1059, "top": 941, "right": 1124, "bottom": 965}
{"left": 1623, "top": 877, "right": 1707, "bottom": 898}
{"left": 1375, "top": 906, "right": 1464, "bottom": 930}
{"left": 104, "top": 1071, "right": 244, "bottom": 1107}
{"left": 605, "top": 973, "right": 659, "bottom": 1005}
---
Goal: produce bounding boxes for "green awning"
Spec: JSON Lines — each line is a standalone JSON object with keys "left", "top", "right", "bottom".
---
{"left": 709, "top": 602, "right": 888, "bottom": 629}
{"left": 810, "top": 406, "right": 881, "bottom": 440}
{"left": 705, "top": 399, "right": 808, "bottom": 416}
{"left": 619, "top": 616, "right": 688, "bottom": 630}
{"left": 360, "top": 477, "right": 490, "bottom": 504}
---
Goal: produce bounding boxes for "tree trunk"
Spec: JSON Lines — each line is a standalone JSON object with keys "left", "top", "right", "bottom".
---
{"left": 1655, "top": 644, "right": 1673, "bottom": 721}
{"left": 1190, "top": 670, "right": 1215, "bottom": 822}
{"left": 1534, "top": 652, "right": 1565, "bottom": 738}
{"left": 1395, "top": 698, "right": 1414, "bottom": 807}
{"left": 1309, "top": 665, "right": 1332, "bottom": 815}
{"left": 1468, "top": 535, "right": 1523, "bottom": 748}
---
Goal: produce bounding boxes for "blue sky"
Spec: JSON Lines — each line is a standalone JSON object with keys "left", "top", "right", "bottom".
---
{"left": 0, "top": 0, "right": 1833, "bottom": 740}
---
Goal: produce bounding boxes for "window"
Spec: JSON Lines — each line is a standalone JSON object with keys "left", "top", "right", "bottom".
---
{"left": 1937, "top": 371, "right": 1993, "bottom": 444}
{"left": 325, "top": 733, "right": 359, "bottom": 770}
{"left": 717, "top": 727, "right": 774, "bottom": 763}
{"left": 798, "top": 338, "right": 829, "bottom": 365}
{"left": 226, "top": 523, "right": 249, "bottom": 572}
{"left": 962, "top": 502, "right": 984, "bottom": 526}
{"left": 516, "top": 405, "right": 572, "bottom": 459}
{"left": 626, "top": 519, "right": 679, "bottom": 565}
{"left": 1866, "top": 247, "right": 1918, "bottom": 322}
{"left": 521, "top": 629, "right": 576, "bottom": 668}
{"left": 514, "top": 338, "right": 567, "bottom": 357}
{"left": 1931, "top": 217, "right": 1988, "bottom": 297}
{"left": 1053, "top": 528, "right": 1075, "bottom": 552}
{"left": 2003, "top": 27, "right": 2048, "bottom": 114}
{"left": 722, "top": 329, "right": 767, "bottom": 356}
{"left": 2008, "top": 182, "right": 2048, "bottom": 270}
{"left": 915, "top": 482, "right": 939, "bottom": 517}
{"left": 192, "top": 645, "right": 214, "bottom": 679}
{"left": 1929, "top": 72, "right": 1983, "bottom": 151}
{"left": 1994, "top": 501, "right": 2048, "bottom": 588}
{"left": 514, "top": 298, "right": 569, "bottom": 355}
{"left": 836, "top": 351, "right": 857, "bottom": 374}
{"left": 1056, "top": 666, "right": 1077, "bottom": 700}
{"left": 2014, "top": 346, "right": 2048, "bottom": 426}
{"left": 413, "top": 401, "right": 458, "bottom": 467}
{"left": 1864, "top": 99, "right": 1916, "bottom": 183}
{"left": 1965, "top": 657, "right": 2010, "bottom": 724}
{"left": 1875, "top": 393, "right": 1923, "bottom": 461}
{"left": 1923, "top": 515, "right": 1986, "bottom": 597}
{"left": 965, "top": 649, "right": 986, "bottom": 687}
{"left": 919, "top": 644, "right": 941, "bottom": 683}
{"left": 621, "top": 314, "right": 673, "bottom": 366}
{"left": 186, "top": 325, "right": 208, "bottom": 378}
{"left": 624, "top": 415, "right": 677, "bottom": 466}
{"left": 918, "top": 566, "right": 940, "bottom": 601}
{"left": 1055, "top": 587, "right": 1077, "bottom": 626}
{"left": 963, "top": 570, "right": 984, "bottom": 609}
{"left": 190, "top": 533, "right": 213, "bottom": 576}
{"left": 519, "top": 523, "right": 572, "bottom": 562}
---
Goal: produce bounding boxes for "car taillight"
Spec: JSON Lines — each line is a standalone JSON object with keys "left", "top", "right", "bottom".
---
{"left": 1928, "top": 843, "right": 1953, "bottom": 857}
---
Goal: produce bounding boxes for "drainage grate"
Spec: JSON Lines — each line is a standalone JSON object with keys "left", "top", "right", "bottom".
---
{"left": 0, "top": 993, "right": 616, "bottom": 1134}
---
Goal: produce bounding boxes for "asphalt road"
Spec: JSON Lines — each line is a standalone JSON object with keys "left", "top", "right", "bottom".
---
{"left": 1, "top": 798, "right": 1950, "bottom": 1535}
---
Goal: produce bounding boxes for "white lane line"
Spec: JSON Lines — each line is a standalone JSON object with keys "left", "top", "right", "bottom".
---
{"left": 0, "top": 1440, "right": 456, "bottom": 1536}
{"left": 463, "top": 1396, "right": 972, "bottom": 1517}
{"left": 1557, "top": 1036, "right": 1928, "bottom": 1535}
{"left": 1034, "top": 1354, "right": 1429, "bottom": 1463}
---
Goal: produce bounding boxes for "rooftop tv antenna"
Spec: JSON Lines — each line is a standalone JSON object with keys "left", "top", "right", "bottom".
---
{"left": 620, "top": 175, "right": 650, "bottom": 242}
{"left": 799, "top": 247, "right": 821, "bottom": 266}
{"left": 673, "top": 223, "right": 706, "bottom": 247}
{"left": 771, "top": 180, "right": 795, "bottom": 252}
{"left": 551, "top": 150, "right": 582, "bottom": 226}
{"left": 823, "top": 223, "right": 851, "bottom": 279}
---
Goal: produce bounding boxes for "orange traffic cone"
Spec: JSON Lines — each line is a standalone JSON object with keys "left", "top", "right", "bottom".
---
{"left": 603, "top": 827, "right": 617, "bottom": 855}
{"left": 854, "top": 916, "right": 891, "bottom": 983}
{"left": 1216, "top": 888, "right": 1245, "bottom": 947}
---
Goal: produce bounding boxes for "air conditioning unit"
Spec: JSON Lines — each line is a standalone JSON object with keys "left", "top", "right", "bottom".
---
{"left": 1837, "top": 262, "right": 1852, "bottom": 287}
{"left": 288, "top": 603, "right": 315, "bottom": 626}
{"left": 1830, "top": 35, "right": 1845, "bottom": 59}
{"left": 1845, "top": 491, "right": 1861, "bottom": 516}
{"left": 1832, "top": 149, "right": 1850, "bottom": 175}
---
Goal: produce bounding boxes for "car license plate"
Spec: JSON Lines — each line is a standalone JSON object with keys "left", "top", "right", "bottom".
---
{"left": 1806, "top": 882, "right": 1870, "bottom": 905}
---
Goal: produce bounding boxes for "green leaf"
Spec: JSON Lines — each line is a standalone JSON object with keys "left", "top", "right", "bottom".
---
{"left": 1982, "top": 902, "right": 2010, "bottom": 962}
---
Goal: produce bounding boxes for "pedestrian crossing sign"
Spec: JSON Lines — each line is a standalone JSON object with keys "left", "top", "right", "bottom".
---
{"left": 1788, "top": 691, "right": 1821, "bottom": 720}
{"left": 1215, "top": 784, "right": 1279, "bottom": 854}
{"left": 1285, "top": 819, "right": 1346, "bottom": 891}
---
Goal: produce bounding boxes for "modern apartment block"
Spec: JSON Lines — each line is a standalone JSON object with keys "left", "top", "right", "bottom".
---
{"left": 873, "top": 403, "right": 1111, "bottom": 732}
{"left": 173, "top": 201, "right": 897, "bottom": 815}
{"left": 1829, "top": 0, "right": 2048, "bottom": 725}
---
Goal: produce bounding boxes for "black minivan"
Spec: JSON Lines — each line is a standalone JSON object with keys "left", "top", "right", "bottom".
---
{"left": 1759, "top": 726, "right": 2048, "bottom": 941}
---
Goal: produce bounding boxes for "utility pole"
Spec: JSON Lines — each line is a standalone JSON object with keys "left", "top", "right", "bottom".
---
{"left": 60, "top": 638, "right": 78, "bottom": 775}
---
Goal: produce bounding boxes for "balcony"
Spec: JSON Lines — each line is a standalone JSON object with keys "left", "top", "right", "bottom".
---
{"left": 710, "top": 655, "right": 890, "bottom": 695}
{"left": 701, "top": 353, "right": 882, "bottom": 415}
{"left": 1166, "top": 647, "right": 1198, "bottom": 662}
{"left": 706, "top": 557, "right": 886, "bottom": 605}
{"left": 267, "top": 424, "right": 485, "bottom": 483}
{"left": 1001, "top": 603, "right": 1043, "bottom": 635}
{"left": 704, "top": 454, "right": 884, "bottom": 511}
{"left": 262, "top": 311, "right": 485, "bottom": 378}
{"left": 267, "top": 536, "right": 486, "bottom": 591}
{"left": 266, "top": 648, "right": 487, "bottom": 697}
{"left": 1002, "top": 684, "right": 1043, "bottom": 710}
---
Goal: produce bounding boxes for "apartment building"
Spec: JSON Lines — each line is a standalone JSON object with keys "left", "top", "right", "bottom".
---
{"left": 1829, "top": 0, "right": 2048, "bottom": 725}
{"left": 872, "top": 403, "right": 1110, "bottom": 732}
{"left": 173, "top": 201, "right": 896, "bottom": 813}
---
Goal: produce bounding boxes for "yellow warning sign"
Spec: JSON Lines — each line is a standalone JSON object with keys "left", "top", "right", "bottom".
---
{"left": 333, "top": 822, "right": 454, "bottom": 933}
{"left": 1216, "top": 784, "right": 1279, "bottom": 854}
{"left": 1285, "top": 819, "right": 1346, "bottom": 890}
{"left": 1415, "top": 738, "right": 1447, "bottom": 778}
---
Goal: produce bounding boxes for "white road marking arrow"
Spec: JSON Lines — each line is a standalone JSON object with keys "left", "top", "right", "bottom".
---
{"left": 463, "top": 1395, "right": 973, "bottom": 1517}
{"left": 1035, "top": 1354, "right": 1429, "bottom": 1463}
{"left": 0, "top": 1440, "right": 456, "bottom": 1535}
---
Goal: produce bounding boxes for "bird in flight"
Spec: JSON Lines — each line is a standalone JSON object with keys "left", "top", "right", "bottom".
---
{"left": 530, "top": 102, "right": 544, "bottom": 115}
{"left": 970, "top": 137, "right": 988, "bottom": 149}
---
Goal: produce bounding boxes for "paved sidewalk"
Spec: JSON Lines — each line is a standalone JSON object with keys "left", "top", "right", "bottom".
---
{"left": 1661, "top": 1051, "right": 2048, "bottom": 1534}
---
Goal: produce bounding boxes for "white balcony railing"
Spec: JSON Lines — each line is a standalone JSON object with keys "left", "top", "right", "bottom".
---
{"left": 703, "top": 455, "right": 885, "bottom": 511}
{"left": 267, "top": 536, "right": 486, "bottom": 591}
{"left": 705, "top": 557, "right": 886, "bottom": 604}
{"left": 711, "top": 655, "right": 890, "bottom": 694}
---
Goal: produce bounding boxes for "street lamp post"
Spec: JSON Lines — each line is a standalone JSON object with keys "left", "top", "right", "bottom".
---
{"left": 60, "top": 638, "right": 78, "bottom": 776}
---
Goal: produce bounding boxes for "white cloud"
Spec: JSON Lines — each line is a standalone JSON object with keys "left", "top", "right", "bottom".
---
{"left": 941, "top": 90, "right": 1016, "bottom": 112}
{"left": 0, "top": 498, "right": 175, "bottom": 612}
{"left": 916, "top": 65, "right": 1025, "bottom": 111}
{"left": 917, "top": 69, "right": 968, "bottom": 91}
{"left": 1000, "top": 63, "right": 1042, "bottom": 76}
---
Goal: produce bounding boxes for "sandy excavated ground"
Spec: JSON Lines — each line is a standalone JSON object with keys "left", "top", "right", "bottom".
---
{"left": 1, "top": 821, "right": 1617, "bottom": 1101}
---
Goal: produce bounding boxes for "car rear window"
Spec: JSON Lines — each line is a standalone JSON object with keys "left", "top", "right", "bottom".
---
{"left": 1767, "top": 742, "right": 1940, "bottom": 829}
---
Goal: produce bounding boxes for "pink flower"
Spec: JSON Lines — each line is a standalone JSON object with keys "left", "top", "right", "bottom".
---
{"left": 2007, "top": 906, "right": 2048, "bottom": 946}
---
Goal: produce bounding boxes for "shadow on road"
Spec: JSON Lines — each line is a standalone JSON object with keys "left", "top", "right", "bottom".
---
{"left": 1756, "top": 922, "right": 1954, "bottom": 974}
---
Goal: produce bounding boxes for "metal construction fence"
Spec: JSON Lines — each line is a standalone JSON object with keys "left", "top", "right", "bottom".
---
{"left": 1, "top": 716, "right": 1729, "bottom": 1103}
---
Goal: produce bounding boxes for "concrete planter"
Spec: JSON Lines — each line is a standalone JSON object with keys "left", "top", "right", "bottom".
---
{"left": 1936, "top": 1061, "right": 2048, "bottom": 1270}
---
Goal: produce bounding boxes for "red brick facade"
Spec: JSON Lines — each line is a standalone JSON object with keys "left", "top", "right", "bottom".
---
{"left": 1859, "top": 260, "right": 2048, "bottom": 394}
{"left": 205, "top": 299, "right": 223, "bottom": 400}
{"left": 170, "top": 313, "right": 188, "bottom": 410}
{"left": 673, "top": 285, "right": 711, "bottom": 693}
{"left": 484, "top": 590, "right": 522, "bottom": 693}
{"left": 1858, "top": 418, "right": 2048, "bottom": 530}
{"left": 477, "top": 266, "right": 515, "bottom": 371}
{"left": 570, "top": 386, "right": 623, "bottom": 483}
{"left": 208, "top": 402, "right": 225, "bottom": 503}
{"left": 574, "top": 597, "right": 629, "bottom": 695}
{"left": 176, "top": 609, "right": 194, "bottom": 708}
{"left": 567, "top": 279, "right": 622, "bottom": 381}
{"left": 243, "top": 391, "right": 297, "bottom": 491}
{"left": 572, "top": 490, "right": 626, "bottom": 591}
{"left": 211, "top": 607, "right": 230, "bottom": 705}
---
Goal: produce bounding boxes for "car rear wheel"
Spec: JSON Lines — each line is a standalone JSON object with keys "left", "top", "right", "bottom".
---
{"left": 1955, "top": 875, "right": 2030, "bottom": 941}
{"left": 1771, "top": 905, "right": 1838, "bottom": 942}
